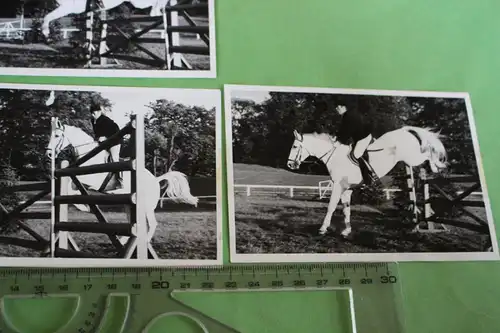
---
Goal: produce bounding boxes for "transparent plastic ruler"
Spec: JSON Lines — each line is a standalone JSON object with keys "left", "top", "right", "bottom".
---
{"left": 0, "top": 263, "right": 406, "bottom": 333}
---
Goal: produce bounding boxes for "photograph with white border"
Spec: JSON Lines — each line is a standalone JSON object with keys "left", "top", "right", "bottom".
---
{"left": 0, "top": 0, "right": 216, "bottom": 78}
{"left": 225, "top": 84, "right": 499, "bottom": 263}
{"left": 0, "top": 83, "right": 222, "bottom": 267}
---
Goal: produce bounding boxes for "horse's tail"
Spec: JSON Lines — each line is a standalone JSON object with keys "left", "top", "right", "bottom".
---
{"left": 156, "top": 171, "right": 199, "bottom": 207}
{"left": 403, "top": 126, "right": 448, "bottom": 171}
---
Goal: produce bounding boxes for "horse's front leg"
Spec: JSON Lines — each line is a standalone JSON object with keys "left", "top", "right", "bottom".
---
{"left": 319, "top": 181, "right": 343, "bottom": 235}
{"left": 340, "top": 189, "right": 353, "bottom": 238}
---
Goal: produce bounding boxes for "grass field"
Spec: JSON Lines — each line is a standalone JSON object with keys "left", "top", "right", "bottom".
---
{"left": 233, "top": 163, "right": 330, "bottom": 186}
{"left": 231, "top": 163, "right": 492, "bottom": 255}
{"left": 234, "top": 195, "right": 490, "bottom": 254}
{"left": 0, "top": 200, "right": 217, "bottom": 260}
{"left": 232, "top": 163, "right": 396, "bottom": 187}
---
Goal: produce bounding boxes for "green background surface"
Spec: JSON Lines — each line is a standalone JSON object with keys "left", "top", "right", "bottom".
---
{"left": 2, "top": 0, "right": 500, "bottom": 332}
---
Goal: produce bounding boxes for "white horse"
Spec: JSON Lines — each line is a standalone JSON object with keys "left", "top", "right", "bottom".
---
{"left": 287, "top": 126, "right": 448, "bottom": 237}
{"left": 41, "top": 0, "right": 171, "bottom": 38}
{"left": 45, "top": 118, "right": 199, "bottom": 245}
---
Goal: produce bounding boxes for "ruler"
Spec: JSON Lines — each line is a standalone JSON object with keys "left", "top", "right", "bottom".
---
{"left": 0, "top": 263, "right": 405, "bottom": 333}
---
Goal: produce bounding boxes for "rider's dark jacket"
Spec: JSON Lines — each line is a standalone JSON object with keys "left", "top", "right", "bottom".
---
{"left": 91, "top": 114, "right": 120, "bottom": 141}
{"left": 336, "top": 108, "right": 374, "bottom": 145}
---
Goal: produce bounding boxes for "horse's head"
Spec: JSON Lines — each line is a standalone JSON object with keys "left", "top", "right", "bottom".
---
{"left": 287, "top": 130, "right": 310, "bottom": 170}
{"left": 46, "top": 118, "right": 70, "bottom": 159}
{"left": 287, "top": 131, "right": 341, "bottom": 170}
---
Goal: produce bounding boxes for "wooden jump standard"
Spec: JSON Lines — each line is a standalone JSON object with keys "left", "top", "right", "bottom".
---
{"left": 0, "top": 182, "right": 51, "bottom": 252}
{"left": 401, "top": 167, "right": 492, "bottom": 250}
{"left": 84, "top": 0, "right": 210, "bottom": 69}
{"left": 50, "top": 113, "right": 152, "bottom": 259}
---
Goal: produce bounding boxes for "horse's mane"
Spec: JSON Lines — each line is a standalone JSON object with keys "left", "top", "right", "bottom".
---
{"left": 305, "top": 132, "right": 336, "bottom": 143}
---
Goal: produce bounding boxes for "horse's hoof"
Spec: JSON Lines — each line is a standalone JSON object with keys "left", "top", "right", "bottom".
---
{"left": 318, "top": 229, "right": 327, "bottom": 235}
{"left": 341, "top": 231, "right": 351, "bottom": 238}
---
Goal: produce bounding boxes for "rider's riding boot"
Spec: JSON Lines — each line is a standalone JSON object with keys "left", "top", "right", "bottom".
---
{"left": 358, "top": 157, "right": 377, "bottom": 186}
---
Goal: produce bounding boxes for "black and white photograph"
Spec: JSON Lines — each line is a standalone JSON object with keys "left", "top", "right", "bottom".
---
{"left": 0, "top": 84, "right": 222, "bottom": 267}
{"left": 225, "top": 84, "right": 499, "bottom": 263}
{"left": 0, "top": 0, "right": 215, "bottom": 78}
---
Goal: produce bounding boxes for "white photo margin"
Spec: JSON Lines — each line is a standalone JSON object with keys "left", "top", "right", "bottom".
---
{"left": 0, "top": 0, "right": 217, "bottom": 79}
{"left": 224, "top": 84, "right": 500, "bottom": 264}
{"left": 0, "top": 83, "right": 223, "bottom": 267}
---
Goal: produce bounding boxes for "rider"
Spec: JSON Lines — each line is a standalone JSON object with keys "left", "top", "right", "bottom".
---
{"left": 335, "top": 104, "right": 377, "bottom": 186}
{"left": 90, "top": 101, "right": 123, "bottom": 189}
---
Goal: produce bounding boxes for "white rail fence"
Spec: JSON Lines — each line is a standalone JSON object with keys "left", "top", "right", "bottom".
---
{"left": 1, "top": 24, "right": 202, "bottom": 41}
{"left": 235, "top": 180, "right": 483, "bottom": 200}
{"left": 318, "top": 180, "right": 401, "bottom": 200}
{"left": 234, "top": 184, "right": 400, "bottom": 200}
{"left": 0, "top": 20, "right": 25, "bottom": 40}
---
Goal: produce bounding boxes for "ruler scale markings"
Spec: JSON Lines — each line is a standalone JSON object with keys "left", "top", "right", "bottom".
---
{"left": 0, "top": 264, "right": 405, "bottom": 333}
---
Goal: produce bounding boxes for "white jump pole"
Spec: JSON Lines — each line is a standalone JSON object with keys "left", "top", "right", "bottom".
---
{"left": 134, "top": 112, "right": 148, "bottom": 259}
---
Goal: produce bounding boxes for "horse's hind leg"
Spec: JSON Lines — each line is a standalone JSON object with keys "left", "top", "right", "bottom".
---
{"left": 146, "top": 209, "right": 158, "bottom": 241}
{"left": 121, "top": 207, "right": 157, "bottom": 255}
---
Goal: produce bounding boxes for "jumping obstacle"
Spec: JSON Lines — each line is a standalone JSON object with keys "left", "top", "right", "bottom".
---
{"left": 402, "top": 166, "right": 429, "bottom": 231}
{"left": 84, "top": 0, "right": 210, "bottom": 69}
{"left": 402, "top": 167, "right": 491, "bottom": 247}
{"left": 0, "top": 182, "right": 51, "bottom": 253}
{"left": 83, "top": 0, "right": 120, "bottom": 68}
{"left": 50, "top": 113, "right": 154, "bottom": 259}
{"left": 419, "top": 170, "right": 489, "bottom": 234}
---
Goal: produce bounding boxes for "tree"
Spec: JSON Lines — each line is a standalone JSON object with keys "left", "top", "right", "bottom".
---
{"left": 231, "top": 92, "right": 413, "bottom": 170}
{"left": 0, "top": 89, "right": 112, "bottom": 180}
{"left": 27, "top": 0, "right": 64, "bottom": 44}
{"left": 406, "top": 97, "right": 476, "bottom": 175}
{"left": 231, "top": 92, "right": 476, "bottom": 175}
{"left": 144, "top": 100, "right": 216, "bottom": 178}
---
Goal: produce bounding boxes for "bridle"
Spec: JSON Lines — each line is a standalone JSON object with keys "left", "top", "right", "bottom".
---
{"left": 289, "top": 133, "right": 385, "bottom": 170}
{"left": 46, "top": 125, "right": 95, "bottom": 158}
{"left": 288, "top": 134, "right": 337, "bottom": 167}
{"left": 46, "top": 126, "right": 67, "bottom": 156}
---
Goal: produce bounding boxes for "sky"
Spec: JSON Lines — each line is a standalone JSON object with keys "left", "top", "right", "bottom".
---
{"left": 99, "top": 89, "right": 220, "bottom": 127}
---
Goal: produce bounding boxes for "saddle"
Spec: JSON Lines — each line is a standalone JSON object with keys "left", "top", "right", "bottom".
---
{"left": 347, "top": 138, "right": 374, "bottom": 166}
{"left": 348, "top": 138, "right": 379, "bottom": 186}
